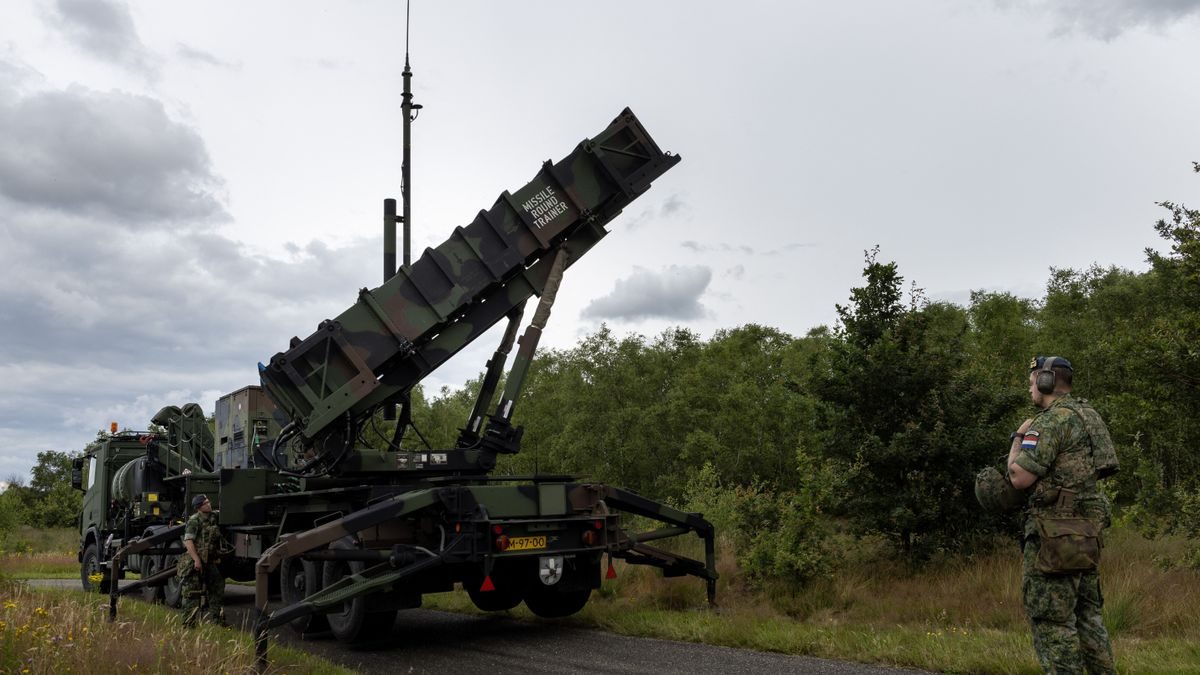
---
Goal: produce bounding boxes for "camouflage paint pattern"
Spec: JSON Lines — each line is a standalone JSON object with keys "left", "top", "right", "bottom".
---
{"left": 1014, "top": 393, "right": 1115, "bottom": 673}
{"left": 1022, "top": 537, "right": 1114, "bottom": 674}
{"left": 178, "top": 509, "right": 226, "bottom": 626}
{"left": 259, "top": 108, "right": 681, "bottom": 443}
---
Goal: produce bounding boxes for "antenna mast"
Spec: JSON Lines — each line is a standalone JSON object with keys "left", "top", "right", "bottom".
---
{"left": 383, "top": 1, "right": 421, "bottom": 423}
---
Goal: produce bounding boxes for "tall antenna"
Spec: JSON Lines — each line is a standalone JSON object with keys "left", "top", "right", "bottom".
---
{"left": 383, "top": 0, "right": 421, "bottom": 424}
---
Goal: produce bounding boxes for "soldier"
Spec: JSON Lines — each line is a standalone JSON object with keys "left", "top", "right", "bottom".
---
{"left": 178, "top": 494, "right": 226, "bottom": 627}
{"left": 1006, "top": 356, "right": 1116, "bottom": 674}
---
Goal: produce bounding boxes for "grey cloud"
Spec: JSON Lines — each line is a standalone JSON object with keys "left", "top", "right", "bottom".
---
{"left": 681, "top": 240, "right": 755, "bottom": 255}
{"left": 762, "top": 242, "right": 817, "bottom": 256}
{"left": 681, "top": 240, "right": 814, "bottom": 256}
{"left": 50, "top": 0, "right": 158, "bottom": 75}
{"left": 996, "top": 0, "right": 1200, "bottom": 40}
{"left": 623, "top": 194, "right": 687, "bottom": 231}
{"left": 0, "top": 83, "right": 227, "bottom": 224}
{"left": 661, "top": 193, "right": 686, "bottom": 216}
{"left": 582, "top": 265, "right": 711, "bottom": 321}
{"left": 726, "top": 264, "right": 745, "bottom": 280}
{"left": 176, "top": 44, "right": 239, "bottom": 69}
{"left": 0, "top": 203, "right": 383, "bottom": 471}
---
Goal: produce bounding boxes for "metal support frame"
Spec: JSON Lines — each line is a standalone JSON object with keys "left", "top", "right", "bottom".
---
{"left": 106, "top": 523, "right": 186, "bottom": 621}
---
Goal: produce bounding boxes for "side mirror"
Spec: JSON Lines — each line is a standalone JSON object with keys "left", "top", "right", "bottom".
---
{"left": 71, "top": 458, "right": 85, "bottom": 491}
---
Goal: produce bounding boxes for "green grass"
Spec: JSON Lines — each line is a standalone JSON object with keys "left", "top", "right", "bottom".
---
{"left": 1, "top": 583, "right": 352, "bottom": 675}
{"left": 426, "top": 526, "right": 1200, "bottom": 674}
{"left": 10, "top": 528, "right": 1199, "bottom": 672}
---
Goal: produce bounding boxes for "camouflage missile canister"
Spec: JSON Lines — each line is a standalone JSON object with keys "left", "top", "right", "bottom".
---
{"left": 260, "top": 108, "right": 680, "bottom": 440}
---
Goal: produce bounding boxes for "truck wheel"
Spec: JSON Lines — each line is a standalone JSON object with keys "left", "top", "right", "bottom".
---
{"left": 321, "top": 558, "right": 396, "bottom": 642}
{"left": 523, "top": 585, "right": 591, "bottom": 618}
{"left": 80, "top": 543, "right": 112, "bottom": 593}
{"left": 140, "top": 556, "right": 164, "bottom": 603}
{"left": 522, "top": 555, "right": 597, "bottom": 618}
{"left": 465, "top": 562, "right": 526, "bottom": 612}
{"left": 281, "top": 556, "right": 329, "bottom": 635}
{"left": 162, "top": 556, "right": 182, "bottom": 607}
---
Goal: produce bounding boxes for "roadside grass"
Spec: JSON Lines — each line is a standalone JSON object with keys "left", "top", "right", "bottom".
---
{"left": 425, "top": 525, "right": 1200, "bottom": 673}
{"left": 0, "top": 528, "right": 78, "bottom": 580}
{"left": 0, "top": 582, "right": 352, "bottom": 674}
{"left": 10, "top": 527, "right": 1198, "bottom": 671}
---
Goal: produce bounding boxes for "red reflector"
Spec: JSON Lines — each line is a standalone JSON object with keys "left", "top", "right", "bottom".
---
{"left": 606, "top": 560, "right": 617, "bottom": 579}
{"left": 480, "top": 575, "right": 496, "bottom": 592}
{"left": 494, "top": 534, "right": 510, "bottom": 551}
{"left": 492, "top": 524, "right": 503, "bottom": 535}
{"left": 593, "top": 519, "right": 603, "bottom": 530}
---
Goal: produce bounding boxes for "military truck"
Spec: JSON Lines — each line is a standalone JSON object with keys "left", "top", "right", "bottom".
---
{"left": 76, "top": 105, "right": 716, "bottom": 668}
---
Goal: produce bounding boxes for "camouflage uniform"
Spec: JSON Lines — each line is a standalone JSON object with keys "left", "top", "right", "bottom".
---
{"left": 1013, "top": 394, "right": 1115, "bottom": 674}
{"left": 177, "top": 510, "right": 226, "bottom": 626}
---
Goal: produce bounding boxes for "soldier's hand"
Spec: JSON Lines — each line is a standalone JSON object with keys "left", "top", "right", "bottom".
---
{"left": 193, "top": 558, "right": 202, "bottom": 572}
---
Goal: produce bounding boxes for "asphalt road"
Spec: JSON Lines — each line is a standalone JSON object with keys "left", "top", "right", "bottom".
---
{"left": 31, "top": 579, "right": 929, "bottom": 675}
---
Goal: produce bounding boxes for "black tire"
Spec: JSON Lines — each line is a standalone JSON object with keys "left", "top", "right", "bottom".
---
{"left": 80, "top": 543, "right": 112, "bottom": 593}
{"left": 321, "top": 558, "right": 396, "bottom": 643}
{"left": 523, "top": 585, "right": 591, "bottom": 619}
{"left": 280, "top": 556, "right": 330, "bottom": 635}
{"left": 140, "top": 556, "right": 164, "bottom": 603}
{"left": 162, "top": 556, "right": 182, "bottom": 608}
{"left": 465, "top": 561, "right": 527, "bottom": 612}
{"left": 522, "top": 555, "right": 598, "bottom": 619}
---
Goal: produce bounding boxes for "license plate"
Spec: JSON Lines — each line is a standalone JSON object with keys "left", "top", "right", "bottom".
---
{"left": 508, "top": 535, "right": 547, "bottom": 551}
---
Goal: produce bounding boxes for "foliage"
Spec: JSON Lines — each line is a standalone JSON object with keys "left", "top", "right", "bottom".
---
{"left": 808, "top": 249, "right": 1020, "bottom": 562}
{"left": 683, "top": 460, "right": 837, "bottom": 588}
{"left": 2, "top": 452, "right": 82, "bottom": 531}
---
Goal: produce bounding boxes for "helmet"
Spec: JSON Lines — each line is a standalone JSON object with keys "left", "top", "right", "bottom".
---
{"left": 974, "top": 466, "right": 1026, "bottom": 512}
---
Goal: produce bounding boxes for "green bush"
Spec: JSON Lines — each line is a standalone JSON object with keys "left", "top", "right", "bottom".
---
{"left": 684, "top": 460, "right": 838, "bottom": 588}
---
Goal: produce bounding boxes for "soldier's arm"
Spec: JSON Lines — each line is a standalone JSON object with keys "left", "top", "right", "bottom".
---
{"left": 1007, "top": 418, "right": 1039, "bottom": 489}
{"left": 184, "top": 539, "right": 202, "bottom": 570}
{"left": 183, "top": 523, "right": 203, "bottom": 570}
{"left": 1011, "top": 414, "right": 1063, "bottom": 490}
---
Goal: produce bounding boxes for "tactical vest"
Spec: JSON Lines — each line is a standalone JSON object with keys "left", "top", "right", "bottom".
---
{"left": 1026, "top": 397, "right": 1112, "bottom": 529}
{"left": 1057, "top": 397, "right": 1120, "bottom": 479}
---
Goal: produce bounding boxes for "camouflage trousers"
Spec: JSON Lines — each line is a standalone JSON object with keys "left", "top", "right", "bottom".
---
{"left": 179, "top": 561, "right": 225, "bottom": 627}
{"left": 1022, "top": 537, "right": 1114, "bottom": 674}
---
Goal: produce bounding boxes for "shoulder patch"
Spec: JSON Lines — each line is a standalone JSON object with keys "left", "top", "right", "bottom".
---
{"left": 1021, "top": 431, "right": 1039, "bottom": 450}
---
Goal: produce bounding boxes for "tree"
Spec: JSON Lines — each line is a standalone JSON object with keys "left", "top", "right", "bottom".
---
{"left": 809, "top": 249, "right": 1018, "bottom": 562}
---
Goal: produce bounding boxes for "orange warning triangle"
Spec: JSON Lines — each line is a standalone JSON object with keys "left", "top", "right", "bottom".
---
{"left": 606, "top": 560, "right": 617, "bottom": 579}
{"left": 480, "top": 575, "right": 496, "bottom": 592}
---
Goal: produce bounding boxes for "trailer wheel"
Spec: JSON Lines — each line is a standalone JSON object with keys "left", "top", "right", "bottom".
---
{"left": 321, "top": 558, "right": 396, "bottom": 643}
{"left": 140, "top": 556, "right": 164, "bottom": 603}
{"left": 80, "top": 543, "right": 112, "bottom": 593}
{"left": 161, "top": 556, "right": 183, "bottom": 607}
{"left": 465, "top": 562, "right": 526, "bottom": 612}
{"left": 281, "top": 556, "right": 329, "bottom": 635}
{"left": 522, "top": 555, "right": 597, "bottom": 619}
{"left": 523, "top": 585, "right": 591, "bottom": 618}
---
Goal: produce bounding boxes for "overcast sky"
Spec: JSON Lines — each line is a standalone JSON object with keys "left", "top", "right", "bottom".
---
{"left": 1, "top": 0, "right": 1198, "bottom": 479}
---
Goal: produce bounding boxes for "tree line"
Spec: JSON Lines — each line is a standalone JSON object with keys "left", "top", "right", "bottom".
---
{"left": 6, "top": 165, "right": 1197, "bottom": 582}
{"left": 397, "top": 162, "right": 1200, "bottom": 581}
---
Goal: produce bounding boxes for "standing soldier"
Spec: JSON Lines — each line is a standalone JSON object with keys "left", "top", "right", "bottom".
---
{"left": 178, "top": 494, "right": 226, "bottom": 627}
{"left": 1005, "top": 356, "right": 1118, "bottom": 674}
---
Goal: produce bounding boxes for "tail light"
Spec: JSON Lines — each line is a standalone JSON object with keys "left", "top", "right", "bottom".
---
{"left": 581, "top": 530, "right": 597, "bottom": 546}
{"left": 494, "top": 534, "right": 510, "bottom": 552}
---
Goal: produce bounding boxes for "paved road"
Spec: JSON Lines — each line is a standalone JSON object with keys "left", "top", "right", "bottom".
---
{"left": 31, "top": 580, "right": 928, "bottom": 674}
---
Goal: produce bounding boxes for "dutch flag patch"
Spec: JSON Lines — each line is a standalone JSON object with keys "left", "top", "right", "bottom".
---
{"left": 1021, "top": 430, "right": 1040, "bottom": 450}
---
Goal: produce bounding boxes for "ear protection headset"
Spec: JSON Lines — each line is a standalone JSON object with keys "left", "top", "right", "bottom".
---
{"left": 1035, "top": 356, "right": 1062, "bottom": 395}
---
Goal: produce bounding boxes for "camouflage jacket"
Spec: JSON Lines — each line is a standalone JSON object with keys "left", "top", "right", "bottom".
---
{"left": 182, "top": 510, "right": 223, "bottom": 564}
{"left": 1014, "top": 394, "right": 1111, "bottom": 536}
